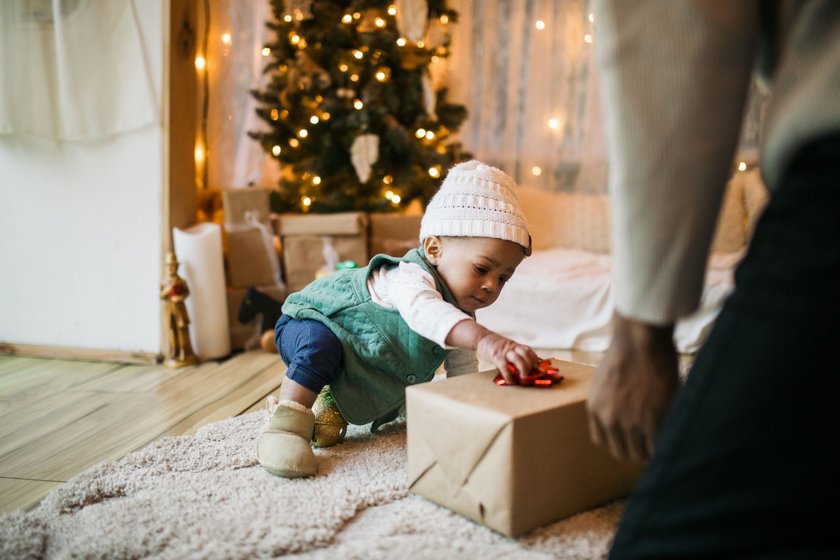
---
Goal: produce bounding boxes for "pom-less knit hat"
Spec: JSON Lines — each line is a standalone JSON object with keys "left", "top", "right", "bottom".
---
{"left": 420, "top": 160, "right": 531, "bottom": 254}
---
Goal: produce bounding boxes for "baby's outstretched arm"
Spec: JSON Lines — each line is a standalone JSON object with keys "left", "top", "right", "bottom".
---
{"left": 446, "top": 318, "right": 539, "bottom": 384}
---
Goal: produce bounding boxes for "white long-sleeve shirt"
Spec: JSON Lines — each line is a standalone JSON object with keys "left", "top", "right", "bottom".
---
{"left": 366, "top": 261, "right": 478, "bottom": 376}
{"left": 594, "top": 0, "right": 840, "bottom": 324}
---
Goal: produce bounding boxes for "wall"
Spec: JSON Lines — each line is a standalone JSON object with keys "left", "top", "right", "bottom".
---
{"left": 0, "top": 1, "right": 164, "bottom": 357}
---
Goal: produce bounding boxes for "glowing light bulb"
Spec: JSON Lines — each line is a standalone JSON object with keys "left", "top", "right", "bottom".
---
{"left": 350, "top": 74, "right": 360, "bottom": 82}
{"left": 289, "top": 138, "right": 300, "bottom": 148}
{"left": 584, "top": 34, "right": 592, "bottom": 44}
{"left": 339, "top": 63, "right": 349, "bottom": 72}
{"left": 429, "top": 167, "right": 440, "bottom": 178}
{"left": 354, "top": 99, "right": 364, "bottom": 110}
{"left": 388, "top": 6, "right": 397, "bottom": 16}
{"left": 272, "top": 145, "right": 282, "bottom": 156}
{"left": 310, "top": 115, "right": 320, "bottom": 124}
{"left": 195, "top": 55, "right": 206, "bottom": 70}
{"left": 383, "top": 175, "right": 393, "bottom": 184}
{"left": 415, "top": 128, "right": 426, "bottom": 138}
{"left": 302, "top": 196, "right": 312, "bottom": 207}
{"left": 313, "top": 176, "right": 321, "bottom": 185}
{"left": 298, "top": 129, "right": 308, "bottom": 138}
{"left": 221, "top": 33, "right": 232, "bottom": 45}
{"left": 738, "top": 161, "right": 747, "bottom": 171}
{"left": 535, "top": 20, "right": 546, "bottom": 30}
{"left": 194, "top": 144, "right": 205, "bottom": 163}
{"left": 261, "top": 47, "right": 270, "bottom": 56}
{"left": 440, "top": 14, "right": 449, "bottom": 24}
{"left": 375, "top": 70, "right": 387, "bottom": 81}
{"left": 548, "top": 118, "right": 561, "bottom": 130}
{"left": 417, "top": 41, "right": 425, "bottom": 48}
{"left": 396, "top": 37, "right": 407, "bottom": 47}
{"left": 588, "top": 12, "right": 595, "bottom": 23}
{"left": 375, "top": 17, "right": 386, "bottom": 28}
{"left": 284, "top": 15, "right": 292, "bottom": 22}
{"left": 425, "top": 131, "right": 435, "bottom": 140}
{"left": 342, "top": 14, "right": 352, "bottom": 24}
{"left": 270, "top": 109, "right": 279, "bottom": 120}
{"left": 353, "top": 12, "right": 361, "bottom": 19}
{"left": 391, "top": 194, "right": 401, "bottom": 204}
{"left": 385, "top": 190, "right": 394, "bottom": 200}
{"left": 290, "top": 34, "right": 300, "bottom": 45}
{"left": 353, "top": 50, "right": 364, "bottom": 59}
{"left": 532, "top": 166, "right": 542, "bottom": 176}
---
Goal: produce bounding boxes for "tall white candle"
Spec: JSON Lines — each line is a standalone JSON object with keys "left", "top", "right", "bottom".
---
{"left": 172, "top": 223, "right": 231, "bottom": 359}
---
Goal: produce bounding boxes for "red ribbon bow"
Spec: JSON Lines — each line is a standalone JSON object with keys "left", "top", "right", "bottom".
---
{"left": 494, "top": 359, "right": 564, "bottom": 387}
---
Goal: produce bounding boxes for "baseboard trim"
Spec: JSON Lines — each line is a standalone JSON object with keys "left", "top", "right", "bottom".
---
{"left": 0, "top": 342, "right": 161, "bottom": 364}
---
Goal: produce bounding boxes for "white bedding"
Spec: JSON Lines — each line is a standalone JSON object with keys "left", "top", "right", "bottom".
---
{"left": 476, "top": 247, "right": 743, "bottom": 353}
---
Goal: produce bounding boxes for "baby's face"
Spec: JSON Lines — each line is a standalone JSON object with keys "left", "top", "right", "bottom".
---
{"left": 431, "top": 237, "right": 525, "bottom": 313}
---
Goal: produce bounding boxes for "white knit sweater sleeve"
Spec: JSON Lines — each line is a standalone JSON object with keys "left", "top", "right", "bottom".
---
{"left": 369, "top": 261, "right": 471, "bottom": 348}
{"left": 444, "top": 348, "right": 479, "bottom": 377}
{"left": 594, "top": 1, "right": 758, "bottom": 324}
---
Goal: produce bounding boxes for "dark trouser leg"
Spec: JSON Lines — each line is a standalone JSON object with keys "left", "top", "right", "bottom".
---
{"left": 610, "top": 140, "right": 840, "bottom": 559}
{"left": 274, "top": 315, "right": 343, "bottom": 394}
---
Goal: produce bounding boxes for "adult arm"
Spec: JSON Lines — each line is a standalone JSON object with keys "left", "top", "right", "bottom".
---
{"left": 589, "top": 0, "right": 759, "bottom": 461}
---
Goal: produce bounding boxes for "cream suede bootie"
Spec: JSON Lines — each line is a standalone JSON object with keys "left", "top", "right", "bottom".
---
{"left": 257, "top": 398, "right": 317, "bottom": 478}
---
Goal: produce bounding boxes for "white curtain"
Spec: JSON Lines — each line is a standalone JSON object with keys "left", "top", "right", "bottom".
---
{"left": 446, "top": 0, "right": 607, "bottom": 193}
{"left": 208, "top": 0, "right": 767, "bottom": 195}
{"left": 0, "top": 0, "right": 158, "bottom": 141}
{"left": 205, "top": 0, "right": 278, "bottom": 190}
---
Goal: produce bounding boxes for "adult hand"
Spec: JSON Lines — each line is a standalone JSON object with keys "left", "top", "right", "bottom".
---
{"left": 587, "top": 312, "right": 680, "bottom": 463}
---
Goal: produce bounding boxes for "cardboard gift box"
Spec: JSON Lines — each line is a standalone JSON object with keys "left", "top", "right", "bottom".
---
{"left": 406, "top": 360, "right": 642, "bottom": 537}
{"left": 226, "top": 226, "right": 280, "bottom": 288}
{"left": 278, "top": 212, "right": 369, "bottom": 292}
{"left": 369, "top": 213, "right": 421, "bottom": 257}
{"left": 226, "top": 283, "right": 287, "bottom": 350}
{"left": 223, "top": 187, "right": 271, "bottom": 226}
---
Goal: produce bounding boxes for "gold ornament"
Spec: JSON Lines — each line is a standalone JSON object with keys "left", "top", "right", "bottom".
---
{"left": 160, "top": 252, "right": 199, "bottom": 368}
{"left": 312, "top": 386, "right": 348, "bottom": 447}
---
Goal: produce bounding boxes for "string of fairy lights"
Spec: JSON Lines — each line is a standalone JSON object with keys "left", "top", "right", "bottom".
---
{"left": 260, "top": 3, "right": 454, "bottom": 210}
{"left": 188, "top": 4, "right": 750, "bottom": 203}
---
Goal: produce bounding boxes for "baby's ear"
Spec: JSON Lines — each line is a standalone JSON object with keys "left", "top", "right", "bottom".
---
{"left": 423, "top": 236, "right": 443, "bottom": 265}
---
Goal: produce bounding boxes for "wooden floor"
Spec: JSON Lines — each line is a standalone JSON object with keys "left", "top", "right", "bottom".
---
{"left": 0, "top": 350, "right": 286, "bottom": 515}
{"left": 0, "top": 348, "right": 612, "bottom": 516}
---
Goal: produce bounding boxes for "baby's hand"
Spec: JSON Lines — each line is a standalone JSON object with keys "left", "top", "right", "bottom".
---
{"left": 475, "top": 332, "right": 539, "bottom": 384}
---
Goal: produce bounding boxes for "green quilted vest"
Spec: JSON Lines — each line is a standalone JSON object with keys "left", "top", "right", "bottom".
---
{"left": 280, "top": 248, "right": 469, "bottom": 427}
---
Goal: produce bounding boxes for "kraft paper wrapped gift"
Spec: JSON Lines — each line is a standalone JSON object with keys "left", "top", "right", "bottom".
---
{"left": 369, "top": 213, "right": 421, "bottom": 257}
{"left": 406, "top": 360, "right": 642, "bottom": 537}
{"left": 226, "top": 227, "right": 280, "bottom": 288}
{"left": 278, "top": 212, "right": 369, "bottom": 292}
{"left": 223, "top": 187, "right": 271, "bottom": 226}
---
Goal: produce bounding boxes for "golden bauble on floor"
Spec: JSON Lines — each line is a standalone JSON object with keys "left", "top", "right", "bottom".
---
{"left": 311, "top": 386, "right": 348, "bottom": 448}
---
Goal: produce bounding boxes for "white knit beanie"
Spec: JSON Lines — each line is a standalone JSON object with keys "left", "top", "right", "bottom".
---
{"left": 420, "top": 160, "right": 531, "bottom": 254}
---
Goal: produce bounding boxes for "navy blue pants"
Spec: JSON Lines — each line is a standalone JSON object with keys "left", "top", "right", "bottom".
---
{"left": 609, "top": 137, "right": 840, "bottom": 558}
{"left": 274, "top": 314, "right": 342, "bottom": 394}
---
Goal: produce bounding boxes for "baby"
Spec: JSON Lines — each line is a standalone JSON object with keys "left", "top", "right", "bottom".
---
{"left": 258, "top": 160, "right": 539, "bottom": 477}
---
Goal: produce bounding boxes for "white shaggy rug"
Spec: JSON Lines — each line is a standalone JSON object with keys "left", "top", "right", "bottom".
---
{"left": 0, "top": 410, "right": 624, "bottom": 559}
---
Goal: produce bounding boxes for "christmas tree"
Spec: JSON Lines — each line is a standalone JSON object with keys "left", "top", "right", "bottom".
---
{"left": 250, "top": 0, "right": 470, "bottom": 214}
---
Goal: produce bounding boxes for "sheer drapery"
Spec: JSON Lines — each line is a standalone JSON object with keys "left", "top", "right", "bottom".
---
{"left": 446, "top": 0, "right": 607, "bottom": 193}
{"left": 205, "top": 0, "right": 278, "bottom": 190}
{"left": 0, "top": 0, "right": 157, "bottom": 141}
{"left": 209, "top": 0, "right": 767, "bottom": 195}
